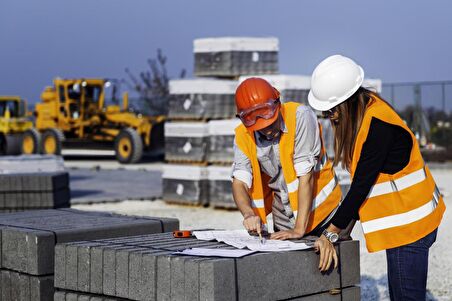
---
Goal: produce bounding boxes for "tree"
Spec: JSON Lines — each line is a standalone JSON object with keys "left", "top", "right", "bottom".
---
{"left": 123, "top": 49, "right": 186, "bottom": 116}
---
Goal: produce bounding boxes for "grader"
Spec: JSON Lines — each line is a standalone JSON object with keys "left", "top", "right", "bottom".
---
{"left": 0, "top": 96, "right": 40, "bottom": 155}
{"left": 34, "top": 78, "right": 164, "bottom": 163}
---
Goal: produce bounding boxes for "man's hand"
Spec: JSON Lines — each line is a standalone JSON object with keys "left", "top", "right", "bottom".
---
{"left": 243, "top": 214, "right": 262, "bottom": 233}
{"left": 314, "top": 235, "right": 338, "bottom": 272}
{"left": 270, "top": 229, "right": 304, "bottom": 240}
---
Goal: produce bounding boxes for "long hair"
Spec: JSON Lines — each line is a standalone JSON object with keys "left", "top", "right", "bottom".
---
{"left": 332, "top": 87, "right": 386, "bottom": 170}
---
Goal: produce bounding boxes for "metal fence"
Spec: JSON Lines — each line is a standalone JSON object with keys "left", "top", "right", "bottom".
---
{"left": 381, "top": 81, "right": 452, "bottom": 112}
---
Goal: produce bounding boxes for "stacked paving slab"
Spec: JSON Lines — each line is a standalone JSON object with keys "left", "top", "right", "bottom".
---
{"left": 0, "top": 209, "right": 179, "bottom": 300}
{"left": 54, "top": 232, "right": 360, "bottom": 300}
{"left": 164, "top": 37, "right": 279, "bottom": 208}
{"left": 0, "top": 155, "right": 70, "bottom": 212}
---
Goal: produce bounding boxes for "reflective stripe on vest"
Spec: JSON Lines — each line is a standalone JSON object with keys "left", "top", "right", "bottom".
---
{"left": 362, "top": 187, "right": 441, "bottom": 233}
{"left": 251, "top": 199, "right": 264, "bottom": 208}
{"left": 367, "top": 167, "right": 427, "bottom": 198}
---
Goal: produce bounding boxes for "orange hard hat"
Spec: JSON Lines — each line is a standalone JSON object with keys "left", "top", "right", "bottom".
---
{"left": 235, "top": 78, "right": 281, "bottom": 132}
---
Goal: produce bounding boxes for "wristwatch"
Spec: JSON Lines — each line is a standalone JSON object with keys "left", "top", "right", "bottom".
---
{"left": 322, "top": 229, "right": 339, "bottom": 243}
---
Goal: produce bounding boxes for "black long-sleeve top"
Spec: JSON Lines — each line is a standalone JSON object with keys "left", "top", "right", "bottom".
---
{"left": 330, "top": 117, "right": 413, "bottom": 229}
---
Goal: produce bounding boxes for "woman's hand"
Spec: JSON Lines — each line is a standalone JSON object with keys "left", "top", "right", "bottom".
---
{"left": 314, "top": 235, "right": 339, "bottom": 272}
{"left": 270, "top": 229, "right": 304, "bottom": 240}
{"left": 243, "top": 214, "right": 262, "bottom": 233}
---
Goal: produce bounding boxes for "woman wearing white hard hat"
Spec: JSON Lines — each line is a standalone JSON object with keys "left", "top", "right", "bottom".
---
{"left": 309, "top": 55, "right": 445, "bottom": 300}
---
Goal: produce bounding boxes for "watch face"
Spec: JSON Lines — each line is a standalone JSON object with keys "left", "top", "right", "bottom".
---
{"left": 330, "top": 233, "right": 339, "bottom": 243}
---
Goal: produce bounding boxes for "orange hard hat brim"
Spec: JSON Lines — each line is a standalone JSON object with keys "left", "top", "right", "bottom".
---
{"left": 245, "top": 106, "right": 280, "bottom": 132}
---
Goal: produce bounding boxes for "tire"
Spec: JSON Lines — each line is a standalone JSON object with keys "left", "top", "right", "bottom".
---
{"left": 41, "top": 128, "right": 65, "bottom": 155}
{"left": 4, "top": 134, "right": 22, "bottom": 155}
{"left": 114, "top": 128, "right": 143, "bottom": 164}
{"left": 21, "top": 128, "right": 41, "bottom": 154}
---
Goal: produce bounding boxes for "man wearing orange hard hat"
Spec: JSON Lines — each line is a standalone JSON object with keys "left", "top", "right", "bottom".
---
{"left": 232, "top": 77, "right": 343, "bottom": 271}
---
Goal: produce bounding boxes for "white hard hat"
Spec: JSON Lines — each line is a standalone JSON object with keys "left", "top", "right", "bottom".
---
{"left": 308, "top": 55, "right": 364, "bottom": 111}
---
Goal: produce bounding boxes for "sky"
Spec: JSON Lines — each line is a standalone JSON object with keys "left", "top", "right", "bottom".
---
{"left": 1, "top": 0, "right": 452, "bottom": 109}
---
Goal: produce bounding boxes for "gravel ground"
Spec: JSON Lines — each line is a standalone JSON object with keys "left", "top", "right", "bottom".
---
{"left": 73, "top": 169, "right": 451, "bottom": 301}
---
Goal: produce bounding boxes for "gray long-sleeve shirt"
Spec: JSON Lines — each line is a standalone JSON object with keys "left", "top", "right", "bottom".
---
{"left": 232, "top": 105, "right": 322, "bottom": 231}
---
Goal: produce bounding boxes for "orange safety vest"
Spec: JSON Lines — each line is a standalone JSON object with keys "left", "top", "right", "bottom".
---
{"left": 351, "top": 96, "right": 446, "bottom": 252}
{"left": 235, "top": 102, "right": 341, "bottom": 233}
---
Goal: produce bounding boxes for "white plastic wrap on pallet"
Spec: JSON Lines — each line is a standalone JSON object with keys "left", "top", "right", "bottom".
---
{"left": 169, "top": 79, "right": 238, "bottom": 95}
{"left": 362, "top": 78, "right": 383, "bottom": 93}
{"left": 208, "top": 119, "right": 241, "bottom": 136}
{"left": 0, "top": 155, "right": 65, "bottom": 173}
{"left": 162, "top": 164, "right": 208, "bottom": 181}
{"left": 164, "top": 122, "right": 209, "bottom": 138}
{"left": 208, "top": 165, "right": 233, "bottom": 181}
{"left": 194, "top": 37, "right": 279, "bottom": 53}
{"left": 239, "top": 74, "right": 311, "bottom": 90}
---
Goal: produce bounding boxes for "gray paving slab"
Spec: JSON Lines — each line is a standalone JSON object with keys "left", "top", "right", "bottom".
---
{"left": 339, "top": 240, "right": 360, "bottom": 288}
{"left": 69, "top": 168, "right": 162, "bottom": 204}
{"left": 290, "top": 292, "right": 340, "bottom": 301}
{"left": 199, "top": 258, "right": 236, "bottom": 301}
{"left": 235, "top": 248, "right": 341, "bottom": 300}
{"left": 1, "top": 270, "right": 10, "bottom": 301}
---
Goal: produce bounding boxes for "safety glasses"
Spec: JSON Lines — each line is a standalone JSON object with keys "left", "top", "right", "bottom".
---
{"left": 236, "top": 99, "right": 280, "bottom": 127}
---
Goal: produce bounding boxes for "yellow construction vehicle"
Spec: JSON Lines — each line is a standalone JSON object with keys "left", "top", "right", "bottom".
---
{"left": 34, "top": 78, "right": 164, "bottom": 163}
{"left": 0, "top": 96, "right": 40, "bottom": 155}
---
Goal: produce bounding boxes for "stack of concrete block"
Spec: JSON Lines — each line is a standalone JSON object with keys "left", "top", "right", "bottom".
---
{"left": 164, "top": 122, "right": 209, "bottom": 163}
{"left": 208, "top": 165, "right": 235, "bottom": 209}
{"left": 162, "top": 164, "right": 209, "bottom": 206}
{"left": 0, "top": 171, "right": 70, "bottom": 212}
{"left": 240, "top": 74, "right": 311, "bottom": 104}
{"left": 0, "top": 154, "right": 65, "bottom": 173}
{"left": 194, "top": 37, "right": 279, "bottom": 78}
{"left": 0, "top": 209, "right": 179, "bottom": 300}
{"left": 54, "top": 232, "right": 360, "bottom": 300}
{"left": 168, "top": 79, "right": 237, "bottom": 120}
{"left": 207, "top": 119, "right": 240, "bottom": 164}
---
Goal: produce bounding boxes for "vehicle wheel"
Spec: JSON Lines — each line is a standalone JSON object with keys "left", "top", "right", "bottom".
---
{"left": 115, "top": 128, "right": 143, "bottom": 164}
{"left": 21, "top": 128, "right": 41, "bottom": 154}
{"left": 4, "top": 135, "right": 22, "bottom": 155}
{"left": 41, "top": 129, "right": 65, "bottom": 155}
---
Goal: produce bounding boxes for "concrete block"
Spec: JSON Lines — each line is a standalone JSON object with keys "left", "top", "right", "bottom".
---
{"left": 236, "top": 249, "right": 340, "bottom": 300}
{"left": 77, "top": 243, "right": 92, "bottom": 292}
{"left": 103, "top": 245, "right": 125, "bottom": 296}
{"left": 339, "top": 240, "right": 360, "bottom": 288}
{"left": 54, "top": 243, "right": 66, "bottom": 289}
{"left": 30, "top": 274, "right": 54, "bottom": 301}
{"left": 9, "top": 175, "right": 22, "bottom": 191}
{"left": 1, "top": 270, "right": 11, "bottom": 301}
{"left": 90, "top": 244, "right": 105, "bottom": 295}
{"left": 65, "top": 243, "right": 79, "bottom": 291}
{"left": 141, "top": 250, "right": 172, "bottom": 301}
{"left": 116, "top": 247, "right": 144, "bottom": 299}
{"left": 66, "top": 292, "right": 79, "bottom": 301}
{"left": 0, "top": 193, "right": 5, "bottom": 208}
{"left": 169, "top": 256, "right": 186, "bottom": 300}
{"left": 10, "top": 271, "right": 20, "bottom": 301}
{"left": 184, "top": 257, "right": 208, "bottom": 301}
{"left": 0, "top": 176, "right": 10, "bottom": 192}
{"left": 199, "top": 258, "right": 236, "bottom": 301}
{"left": 54, "top": 291, "right": 66, "bottom": 301}
{"left": 156, "top": 254, "right": 173, "bottom": 300}
{"left": 341, "top": 286, "right": 360, "bottom": 301}
{"left": 19, "top": 272, "right": 31, "bottom": 301}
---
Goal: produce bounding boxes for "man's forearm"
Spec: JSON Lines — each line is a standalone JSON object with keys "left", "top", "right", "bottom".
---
{"left": 294, "top": 172, "right": 314, "bottom": 234}
{"left": 232, "top": 179, "right": 254, "bottom": 217}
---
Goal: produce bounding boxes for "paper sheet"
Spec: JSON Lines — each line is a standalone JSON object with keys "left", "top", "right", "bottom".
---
{"left": 174, "top": 247, "right": 257, "bottom": 258}
{"left": 193, "top": 230, "right": 313, "bottom": 252}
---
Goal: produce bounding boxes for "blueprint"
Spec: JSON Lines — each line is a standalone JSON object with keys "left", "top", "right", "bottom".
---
{"left": 192, "top": 230, "right": 313, "bottom": 252}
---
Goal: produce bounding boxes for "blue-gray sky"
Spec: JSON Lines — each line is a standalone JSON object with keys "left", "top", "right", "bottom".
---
{"left": 1, "top": 0, "right": 452, "bottom": 108}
